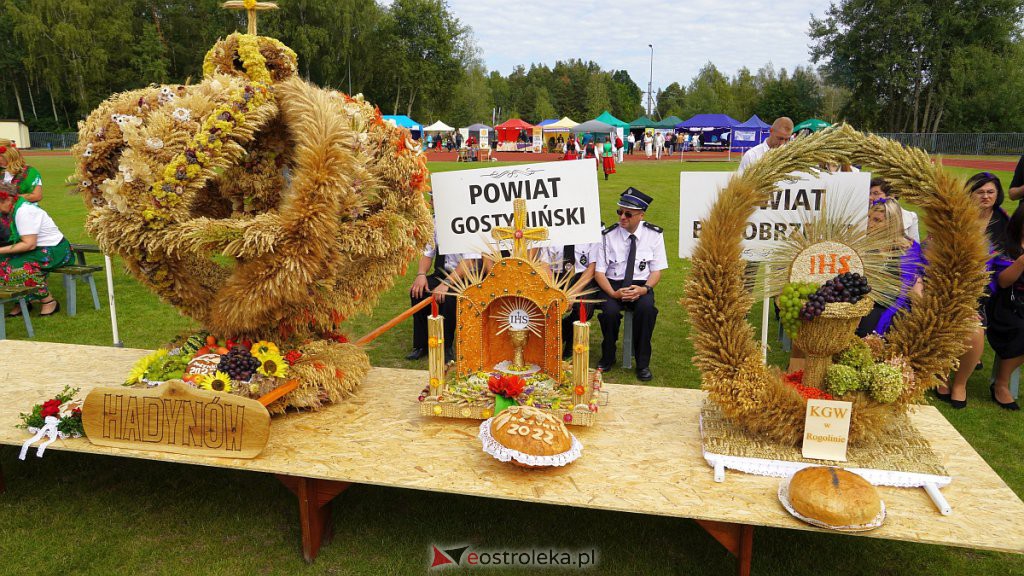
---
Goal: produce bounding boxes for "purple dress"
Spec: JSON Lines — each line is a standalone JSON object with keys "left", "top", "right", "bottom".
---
{"left": 856, "top": 241, "right": 925, "bottom": 336}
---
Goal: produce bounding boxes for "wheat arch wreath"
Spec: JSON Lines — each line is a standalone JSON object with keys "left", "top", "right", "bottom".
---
{"left": 683, "top": 125, "right": 990, "bottom": 446}
{"left": 72, "top": 33, "right": 433, "bottom": 412}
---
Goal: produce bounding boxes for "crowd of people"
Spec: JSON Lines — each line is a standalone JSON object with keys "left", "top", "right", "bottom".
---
{"left": 0, "top": 139, "right": 69, "bottom": 319}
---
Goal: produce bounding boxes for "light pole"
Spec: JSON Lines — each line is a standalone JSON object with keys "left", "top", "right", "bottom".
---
{"left": 647, "top": 44, "right": 654, "bottom": 117}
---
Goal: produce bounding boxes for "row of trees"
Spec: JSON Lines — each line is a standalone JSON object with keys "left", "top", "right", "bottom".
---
{"left": 2, "top": 0, "right": 1022, "bottom": 133}
{"left": 654, "top": 63, "right": 850, "bottom": 127}
{"left": 0, "top": 0, "right": 642, "bottom": 132}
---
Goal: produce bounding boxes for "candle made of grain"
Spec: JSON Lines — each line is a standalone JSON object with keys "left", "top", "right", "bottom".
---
{"left": 428, "top": 315, "right": 445, "bottom": 395}
{"left": 572, "top": 320, "right": 589, "bottom": 405}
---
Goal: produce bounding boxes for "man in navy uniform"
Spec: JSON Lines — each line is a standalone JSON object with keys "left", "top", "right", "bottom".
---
{"left": 407, "top": 238, "right": 479, "bottom": 363}
{"left": 594, "top": 188, "right": 667, "bottom": 381}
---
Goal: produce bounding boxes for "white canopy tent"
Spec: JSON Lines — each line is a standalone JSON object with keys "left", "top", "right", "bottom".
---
{"left": 423, "top": 120, "right": 455, "bottom": 132}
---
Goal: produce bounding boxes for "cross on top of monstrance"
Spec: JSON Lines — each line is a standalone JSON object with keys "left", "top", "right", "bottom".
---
{"left": 222, "top": 0, "right": 279, "bottom": 35}
{"left": 492, "top": 198, "right": 548, "bottom": 258}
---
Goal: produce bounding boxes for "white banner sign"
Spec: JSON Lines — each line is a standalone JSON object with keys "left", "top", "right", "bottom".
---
{"left": 431, "top": 161, "right": 602, "bottom": 254}
{"left": 678, "top": 171, "right": 871, "bottom": 261}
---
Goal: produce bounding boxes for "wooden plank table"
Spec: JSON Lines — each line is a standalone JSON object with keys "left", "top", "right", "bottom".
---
{"left": 1, "top": 341, "right": 1022, "bottom": 575}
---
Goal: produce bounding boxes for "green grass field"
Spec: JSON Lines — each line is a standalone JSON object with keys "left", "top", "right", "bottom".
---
{"left": 2, "top": 156, "right": 1022, "bottom": 575}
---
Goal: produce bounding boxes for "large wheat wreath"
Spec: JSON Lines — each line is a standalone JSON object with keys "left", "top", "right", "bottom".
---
{"left": 71, "top": 30, "right": 433, "bottom": 412}
{"left": 683, "top": 125, "right": 989, "bottom": 445}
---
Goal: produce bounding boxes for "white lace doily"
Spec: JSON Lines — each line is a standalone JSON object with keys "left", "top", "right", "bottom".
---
{"left": 478, "top": 419, "right": 583, "bottom": 467}
{"left": 779, "top": 474, "right": 886, "bottom": 532}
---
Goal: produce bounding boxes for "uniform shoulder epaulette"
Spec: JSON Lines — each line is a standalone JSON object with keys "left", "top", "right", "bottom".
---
{"left": 602, "top": 223, "right": 619, "bottom": 235}
{"left": 643, "top": 221, "right": 664, "bottom": 233}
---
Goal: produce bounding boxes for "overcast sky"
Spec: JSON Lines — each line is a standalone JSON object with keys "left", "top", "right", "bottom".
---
{"left": 447, "top": 0, "right": 834, "bottom": 97}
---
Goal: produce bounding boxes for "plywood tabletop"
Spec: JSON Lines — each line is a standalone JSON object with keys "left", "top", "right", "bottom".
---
{"left": 1, "top": 340, "right": 1021, "bottom": 554}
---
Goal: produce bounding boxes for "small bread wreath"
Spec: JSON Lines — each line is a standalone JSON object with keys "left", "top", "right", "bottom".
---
{"left": 684, "top": 125, "right": 989, "bottom": 445}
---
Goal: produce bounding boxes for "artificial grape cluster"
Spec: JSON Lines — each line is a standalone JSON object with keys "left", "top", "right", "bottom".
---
{"left": 778, "top": 282, "right": 819, "bottom": 338}
{"left": 217, "top": 346, "right": 260, "bottom": 382}
{"left": 799, "top": 272, "right": 872, "bottom": 321}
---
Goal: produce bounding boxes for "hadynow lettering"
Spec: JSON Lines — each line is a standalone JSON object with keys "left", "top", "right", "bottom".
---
{"left": 431, "top": 161, "right": 602, "bottom": 254}
{"left": 101, "top": 394, "right": 246, "bottom": 451}
{"left": 678, "top": 171, "right": 870, "bottom": 261}
{"left": 82, "top": 382, "right": 270, "bottom": 459}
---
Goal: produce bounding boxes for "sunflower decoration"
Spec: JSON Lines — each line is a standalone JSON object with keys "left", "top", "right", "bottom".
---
{"left": 71, "top": 1, "right": 433, "bottom": 414}
{"left": 257, "top": 353, "right": 288, "bottom": 378}
{"left": 199, "top": 371, "right": 233, "bottom": 393}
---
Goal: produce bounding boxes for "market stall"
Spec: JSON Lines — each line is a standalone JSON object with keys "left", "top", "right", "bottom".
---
{"left": 422, "top": 120, "right": 455, "bottom": 150}
{"left": 676, "top": 113, "right": 739, "bottom": 151}
{"left": 494, "top": 118, "right": 535, "bottom": 151}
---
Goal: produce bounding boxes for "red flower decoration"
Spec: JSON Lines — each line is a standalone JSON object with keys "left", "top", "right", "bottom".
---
{"left": 40, "top": 399, "right": 61, "bottom": 419}
{"left": 24, "top": 278, "right": 37, "bottom": 287}
{"left": 487, "top": 374, "right": 525, "bottom": 399}
{"left": 283, "top": 349, "right": 303, "bottom": 365}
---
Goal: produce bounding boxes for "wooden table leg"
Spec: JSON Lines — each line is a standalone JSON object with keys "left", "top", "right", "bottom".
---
{"left": 695, "top": 519, "right": 754, "bottom": 576}
{"left": 276, "top": 475, "right": 351, "bottom": 563}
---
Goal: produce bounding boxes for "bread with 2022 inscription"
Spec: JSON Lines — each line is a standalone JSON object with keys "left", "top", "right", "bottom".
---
{"left": 490, "top": 406, "right": 573, "bottom": 456}
{"left": 788, "top": 466, "right": 882, "bottom": 527}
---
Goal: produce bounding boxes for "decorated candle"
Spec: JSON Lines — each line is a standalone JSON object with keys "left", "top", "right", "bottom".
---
{"left": 571, "top": 318, "right": 589, "bottom": 405}
{"left": 428, "top": 314, "right": 446, "bottom": 394}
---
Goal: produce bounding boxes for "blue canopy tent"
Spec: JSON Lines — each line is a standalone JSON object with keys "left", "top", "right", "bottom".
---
{"left": 731, "top": 115, "right": 770, "bottom": 152}
{"left": 382, "top": 115, "right": 422, "bottom": 139}
{"left": 536, "top": 119, "right": 559, "bottom": 127}
{"left": 676, "top": 113, "right": 740, "bottom": 160}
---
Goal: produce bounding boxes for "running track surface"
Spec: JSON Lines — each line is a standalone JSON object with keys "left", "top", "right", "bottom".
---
{"left": 21, "top": 149, "right": 1018, "bottom": 172}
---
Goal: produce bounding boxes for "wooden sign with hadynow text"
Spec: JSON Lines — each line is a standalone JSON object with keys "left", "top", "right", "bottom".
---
{"left": 82, "top": 381, "right": 270, "bottom": 458}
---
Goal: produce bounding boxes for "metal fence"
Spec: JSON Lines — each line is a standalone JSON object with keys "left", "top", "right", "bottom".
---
{"left": 871, "top": 133, "right": 1024, "bottom": 156}
{"left": 26, "top": 132, "right": 79, "bottom": 150}
{"left": 24, "top": 130, "right": 1024, "bottom": 156}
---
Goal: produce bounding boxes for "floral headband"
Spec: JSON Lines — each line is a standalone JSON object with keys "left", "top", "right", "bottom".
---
{"left": 870, "top": 197, "right": 890, "bottom": 207}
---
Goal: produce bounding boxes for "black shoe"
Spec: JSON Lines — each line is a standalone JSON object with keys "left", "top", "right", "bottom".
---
{"left": 444, "top": 347, "right": 455, "bottom": 364}
{"left": 405, "top": 348, "right": 426, "bottom": 360}
{"left": 597, "top": 360, "right": 614, "bottom": 372}
{"left": 38, "top": 299, "right": 60, "bottom": 317}
{"left": 7, "top": 302, "right": 31, "bottom": 317}
{"left": 636, "top": 367, "right": 653, "bottom": 381}
{"left": 990, "top": 383, "right": 1020, "bottom": 411}
{"left": 933, "top": 388, "right": 952, "bottom": 402}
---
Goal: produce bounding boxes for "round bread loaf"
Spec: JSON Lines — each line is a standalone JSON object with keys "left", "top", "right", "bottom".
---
{"left": 788, "top": 467, "right": 882, "bottom": 527}
{"left": 490, "top": 406, "right": 573, "bottom": 457}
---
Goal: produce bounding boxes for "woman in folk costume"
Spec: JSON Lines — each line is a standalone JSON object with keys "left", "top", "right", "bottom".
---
{"left": 563, "top": 135, "right": 579, "bottom": 160}
{"left": 0, "top": 140, "right": 44, "bottom": 246}
{"left": 0, "top": 182, "right": 73, "bottom": 317}
{"left": 601, "top": 137, "right": 617, "bottom": 180}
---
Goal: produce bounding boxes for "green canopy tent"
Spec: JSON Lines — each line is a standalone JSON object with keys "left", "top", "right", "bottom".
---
{"left": 653, "top": 115, "right": 683, "bottom": 130}
{"left": 629, "top": 116, "right": 658, "bottom": 129}
{"left": 793, "top": 118, "right": 832, "bottom": 136}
